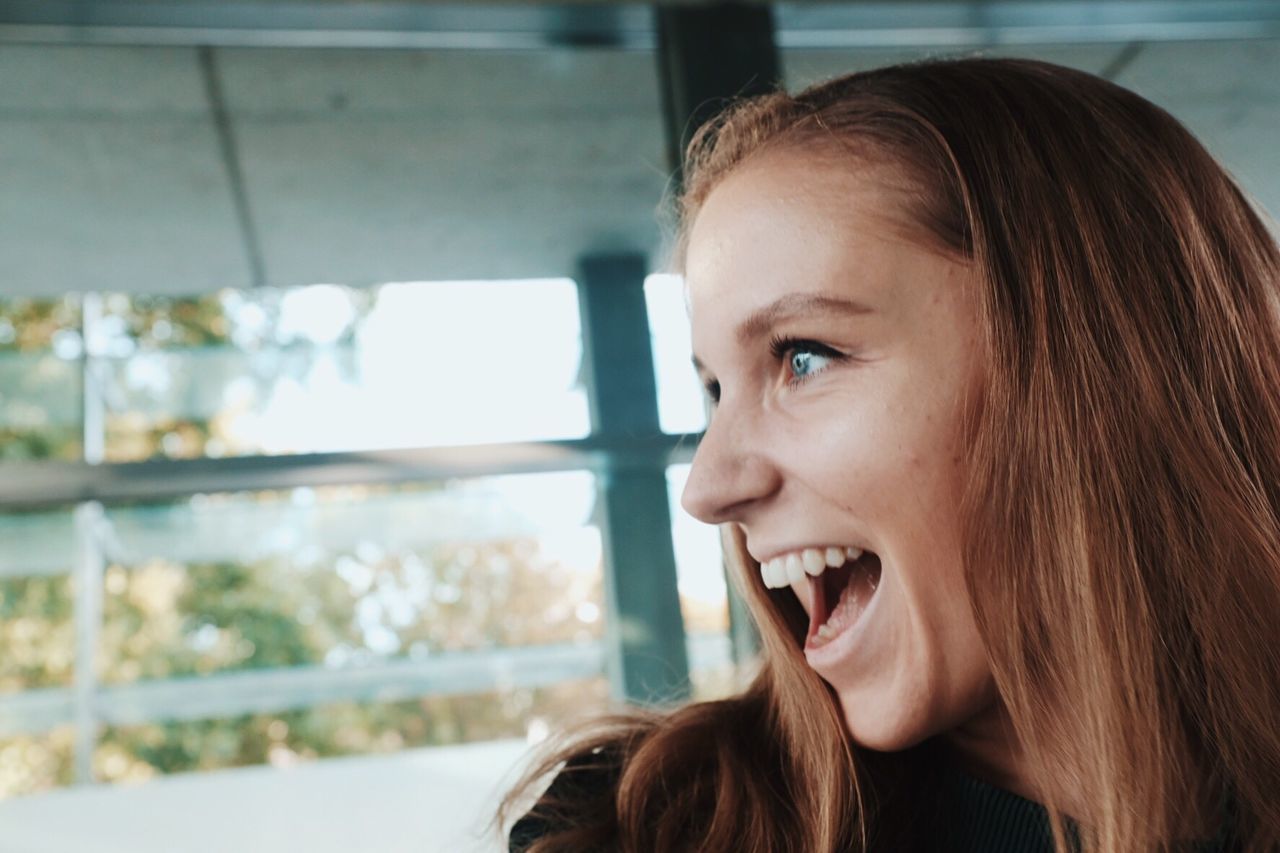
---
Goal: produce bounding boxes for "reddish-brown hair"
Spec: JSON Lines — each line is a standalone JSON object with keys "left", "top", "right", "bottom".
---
{"left": 501, "top": 56, "right": 1280, "bottom": 852}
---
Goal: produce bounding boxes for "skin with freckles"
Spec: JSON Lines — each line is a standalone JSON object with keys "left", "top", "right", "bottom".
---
{"left": 679, "top": 149, "right": 1017, "bottom": 781}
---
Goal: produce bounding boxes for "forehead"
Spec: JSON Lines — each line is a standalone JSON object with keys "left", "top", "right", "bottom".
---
{"left": 683, "top": 152, "right": 925, "bottom": 320}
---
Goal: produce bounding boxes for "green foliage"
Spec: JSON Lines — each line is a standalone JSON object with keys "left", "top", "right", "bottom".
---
{"left": 0, "top": 427, "right": 82, "bottom": 462}
{"left": 0, "top": 575, "right": 74, "bottom": 691}
{"left": 0, "top": 297, "right": 79, "bottom": 353}
{"left": 94, "top": 679, "right": 609, "bottom": 784}
{"left": 0, "top": 297, "right": 82, "bottom": 462}
{"left": 76, "top": 530, "right": 603, "bottom": 791}
{"left": 0, "top": 729, "right": 74, "bottom": 797}
{"left": 0, "top": 488, "right": 614, "bottom": 799}
{"left": 99, "top": 532, "right": 604, "bottom": 685}
{"left": 112, "top": 293, "right": 231, "bottom": 349}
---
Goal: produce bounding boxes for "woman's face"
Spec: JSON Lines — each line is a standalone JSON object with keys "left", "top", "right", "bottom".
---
{"left": 680, "top": 150, "right": 997, "bottom": 751}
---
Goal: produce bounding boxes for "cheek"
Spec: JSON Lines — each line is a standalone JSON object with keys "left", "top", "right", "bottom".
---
{"left": 789, "top": 379, "right": 972, "bottom": 626}
{"left": 791, "top": 392, "right": 960, "bottom": 519}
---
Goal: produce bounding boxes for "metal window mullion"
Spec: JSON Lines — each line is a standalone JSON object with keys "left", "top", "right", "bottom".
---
{"left": 71, "top": 293, "right": 108, "bottom": 783}
{"left": 577, "top": 252, "right": 690, "bottom": 705}
{"left": 80, "top": 292, "right": 105, "bottom": 466}
{"left": 72, "top": 501, "right": 106, "bottom": 784}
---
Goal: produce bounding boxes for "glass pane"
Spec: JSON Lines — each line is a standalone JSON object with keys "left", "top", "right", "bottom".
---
{"left": 666, "top": 465, "right": 726, "bottom": 636}
{"left": 666, "top": 464, "right": 739, "bottom": 699}
{"left": 0, "top": 727, "right": 74, "bottom": 798}
{"left": 99, "top": 471, "right": 602, "bottom": 684}
{"left": 95, "top": 677, "right": 608, "bottom": 784}
{"left": 98, "top": 280, "right": 589, "bottom": 461}
{"left": 645, "top": 273, "right": 706, "bottom": 435}
{"left": 0, "top": 510, "right": 76, "bottom": 693}
{"left": 0, "top": 297, "right": 82, "bottom": 461}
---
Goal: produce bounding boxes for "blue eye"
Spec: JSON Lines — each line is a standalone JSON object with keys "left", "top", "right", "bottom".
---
{"left": 769, "top": 336, "right": 844, "bottom": 386}
{"left": 789, "top": 349, "right": 831, "bottom": 379}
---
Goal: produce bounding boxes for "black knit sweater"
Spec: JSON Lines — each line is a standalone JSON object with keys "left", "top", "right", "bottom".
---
{"left": 509, "top": 755, "right": 1237, "bottom": 852}
{"left": 932, "top": 762, "right": 1235, "bottom": 851}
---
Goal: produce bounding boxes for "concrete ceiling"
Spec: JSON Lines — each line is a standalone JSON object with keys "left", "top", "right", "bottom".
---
{"left": 0, "top": 3, "right": 1277, "bottom": 297}
{"left": 0, "top": 44, "right": 673, "bottom": 294}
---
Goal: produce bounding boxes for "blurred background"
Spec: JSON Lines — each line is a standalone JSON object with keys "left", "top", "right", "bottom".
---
{"left": 0, "top": 1, "right": 1276, "bottom": 851}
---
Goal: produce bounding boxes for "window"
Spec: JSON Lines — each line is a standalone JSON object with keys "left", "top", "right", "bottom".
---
{"left": 0, "top": 283, "right": 636, "bottom": 797}
{"left": 645, "top": 274, "right": 706, "bottom": 436}
{"left": 96, "top": 281, "right": 589, "bottom": 461}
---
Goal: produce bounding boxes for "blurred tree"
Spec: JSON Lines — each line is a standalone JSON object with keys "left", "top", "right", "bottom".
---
{"left": 92, "top": 529, "right": 608, "bottom": 787}
{"left": 0, "top": 293, "right": 730, "bottom": 800}
{"left": 0, "top": 296, "right": 82, "bottom": 462}
{"left": 0, "top": 575, "right": 74, "bottom": 691}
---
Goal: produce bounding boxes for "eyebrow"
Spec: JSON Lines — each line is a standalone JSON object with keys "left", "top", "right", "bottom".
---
{"left": 736, "top": 292, "right": 874, "bottom": 343}
{"left": 691, "top": 292, "right": 875, "bottom": 374}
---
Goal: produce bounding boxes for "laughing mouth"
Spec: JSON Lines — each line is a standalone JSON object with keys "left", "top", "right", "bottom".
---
{"left": 756, "top": 545, "right": 883, "bottom": 646}
{"left": 807, "top": 551, "right": 881, "bottom": 646}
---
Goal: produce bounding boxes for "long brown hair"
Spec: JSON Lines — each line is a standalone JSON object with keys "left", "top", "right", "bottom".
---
{"left": 500, "top": 57, "right": 1280, "bottom": 852}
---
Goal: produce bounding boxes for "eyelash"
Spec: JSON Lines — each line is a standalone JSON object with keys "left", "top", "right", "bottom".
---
{"left": 768, "top": 335, "right": 847, "bottom": 386}
{"left": 702, "top": 336, "right": 846, "bottom": 405}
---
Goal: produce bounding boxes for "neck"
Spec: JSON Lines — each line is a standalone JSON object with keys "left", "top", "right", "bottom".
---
{"left": 940, "top": 701, "right": 1223, "bottom": 842}
{"left": 940, "top": 701, "right": 1042, "bottom": 804}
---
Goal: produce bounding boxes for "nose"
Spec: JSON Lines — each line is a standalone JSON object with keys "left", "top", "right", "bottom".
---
{"left": 680, "top": 408, "right": 781, "bottom": 525}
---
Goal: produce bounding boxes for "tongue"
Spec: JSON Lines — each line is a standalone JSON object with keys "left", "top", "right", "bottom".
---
{"left": 809, "top": 553, "right": 881, "bottom": 641}
{"left": 826, "top": 556, "right": 880, "bottom": 633}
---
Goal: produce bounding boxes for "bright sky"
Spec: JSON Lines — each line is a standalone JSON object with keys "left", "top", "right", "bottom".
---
{"left": 199, "top": 274, "right": 708, "bottom": 454}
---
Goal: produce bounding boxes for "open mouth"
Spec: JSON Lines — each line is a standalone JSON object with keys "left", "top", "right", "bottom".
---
{"left": 756, "top": 545, "right": 883, "bottom": 648}
{"left": 806, "top": 551, "right": 881, "bottom": 648}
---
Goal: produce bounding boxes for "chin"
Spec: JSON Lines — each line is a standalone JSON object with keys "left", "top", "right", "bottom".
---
{"left": 838, "top": 695, "right": 936, "bottom": 753}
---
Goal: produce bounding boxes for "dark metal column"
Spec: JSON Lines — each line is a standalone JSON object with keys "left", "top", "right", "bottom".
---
{"left": 655, "top": 2, "right": 780, "bottom": 665}
{"left": 577, "top": 252, "right": 690, "bottom": 705}
{"left": 655, "top": 3, "right": 783, "bottom": 186}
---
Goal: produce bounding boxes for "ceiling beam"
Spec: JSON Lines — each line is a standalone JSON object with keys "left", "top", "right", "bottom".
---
{"left": 656, "top": 3, "right": 781, "bottom": 185}
{"left": 1, "top": 1, "right": 1277, "bottom": 50}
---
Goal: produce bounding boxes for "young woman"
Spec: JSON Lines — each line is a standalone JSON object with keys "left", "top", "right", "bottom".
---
{"left": 502, "top": 57, "right": 1280, "bottom": 852}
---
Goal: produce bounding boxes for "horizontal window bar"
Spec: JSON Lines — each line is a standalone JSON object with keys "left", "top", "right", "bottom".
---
{"left": 0, "top": 687, "right": 71, "bottom": 738}
{"left": 0, "top": 633, "right": 730, "bottom": 738}
{"left": 0, "top": 433, "right": 699, "bottom": 511}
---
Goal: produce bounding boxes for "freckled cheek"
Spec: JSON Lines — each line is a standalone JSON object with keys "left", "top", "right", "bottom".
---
{"left": 789, "top": 402, "right": 964, "bottom": 530}
{"left": 888, "top": 390, "right": 971, "bottom": 486}
{"left": 789, "top": 418, "right": 911, "bottom": 510}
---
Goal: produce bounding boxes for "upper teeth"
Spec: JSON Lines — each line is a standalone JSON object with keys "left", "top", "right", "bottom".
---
{"left": 760, "top": 546, "right": 863, "bottom": 589}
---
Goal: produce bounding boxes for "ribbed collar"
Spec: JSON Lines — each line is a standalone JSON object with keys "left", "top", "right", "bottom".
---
{"left": 936, "top": 763, "right": 1236, "bottom": 852}
{"left": 937, "top": 763, "right": 1059, "bottom": 852}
